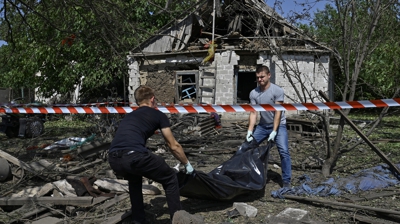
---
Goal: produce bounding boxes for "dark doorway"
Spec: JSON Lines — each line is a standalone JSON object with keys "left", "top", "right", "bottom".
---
{"left": 237, "top": 72, "right": 257, "bottom": 104}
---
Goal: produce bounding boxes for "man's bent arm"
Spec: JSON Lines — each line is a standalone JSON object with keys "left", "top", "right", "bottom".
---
{"left": 161, "top": 127, "right": 189, "bottom": 164}
{"left": 248, "top": 111, "right": 257, "bottom": 131}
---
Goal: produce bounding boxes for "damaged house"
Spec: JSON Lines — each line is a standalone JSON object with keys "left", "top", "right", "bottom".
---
{"left": 127, "top": 0, "right": 336, "bottom": 119}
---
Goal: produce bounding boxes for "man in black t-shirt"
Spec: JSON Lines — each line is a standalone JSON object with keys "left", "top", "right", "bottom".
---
{"left": 109, "top": 86, "right": 194, "bottom": 224}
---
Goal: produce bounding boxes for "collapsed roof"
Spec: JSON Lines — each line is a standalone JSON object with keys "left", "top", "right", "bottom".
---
{"left": 130, "top": 0, "right": 333, "bottom": 55}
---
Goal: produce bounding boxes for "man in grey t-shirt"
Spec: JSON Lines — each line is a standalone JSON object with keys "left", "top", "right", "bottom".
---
{"left": 246, "top": 65, "right": 292, "bottom": 188}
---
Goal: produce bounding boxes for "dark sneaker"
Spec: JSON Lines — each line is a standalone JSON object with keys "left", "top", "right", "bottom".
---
{"left": 283, "top": 182, "right": 291, "bottom": 188}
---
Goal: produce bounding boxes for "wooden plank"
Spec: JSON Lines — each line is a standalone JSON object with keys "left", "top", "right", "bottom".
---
{"left": 96, "top": 193, "right": 129, "bottom": 211}
{"left": 179, "top": 33, "right": 191, "bottom": 50}
{"left": 31, "top": 216, "right": 63, "bottom": 224}
{"left": 343, "top": 190, "right": 400, "bottom": 202}
{"left": 29, "top": 159, "right": 64, "bottom": 172}
{"left": 144, "top": 35, "right": 173, "bottom": 52}
{"left": 67, "top": 159, "right": 103, "bottom": 173}
{"left": 21, "top": 207, "right": 48, "bottom": 219}
{"left": 176, "top": 82, "right": 197, "bottom": 86}
{"left": 0, "top": 196, "right": 94, "bottom": 206}
{"left": 77, "top": 141, "right": 110, "bottom": 159}
{"left": 31, "top": 210, "right": 62, "bottom": 222}
{"left": 284, "top": 195, "right": 400, "bottom": 216}
{"left": 353, "top": 214, "right": 387, "bottom": 224}
{"left": 100, "top": 210, "right": 131, "bottom": 224}
{"left": 174, "top": 24, "right": 186, "bottom": 51}
{"left": 91, "top": 196, "right": 113, "bottom": 207}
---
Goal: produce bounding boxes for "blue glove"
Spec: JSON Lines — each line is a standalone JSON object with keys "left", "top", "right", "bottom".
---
{"left": 184, "top": 161, "right": 194, "bottom": 174}
{"left": 246, "top": 130, "right": 253, "bottom": 142}
{"left": 268, "top": 131, "right": 277, "bottom": 142}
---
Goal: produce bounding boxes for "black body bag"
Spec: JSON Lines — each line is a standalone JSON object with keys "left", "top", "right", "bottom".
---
{"left": 177, "top": 140, "right": 271, "bottom": 201}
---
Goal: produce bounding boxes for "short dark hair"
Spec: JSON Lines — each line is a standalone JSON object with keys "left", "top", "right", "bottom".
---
{"left": 256, "top": 65, "right": 270, "bottom": 74}
{"left": 134, "top": 85, "right": 155, "bottom": 104}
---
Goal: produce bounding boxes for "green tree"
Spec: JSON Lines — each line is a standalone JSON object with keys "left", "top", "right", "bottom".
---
{"left": 361, "top": 4, "right": 400, "bottom": 99}
{"left": 300, "top": 0, "right": 400, "bottom": 176}
{"left": 0, "top": 0, "right": 196, "bottom": 101}
{"left": 312, "top": 1, "right": 400, "bottom": 101}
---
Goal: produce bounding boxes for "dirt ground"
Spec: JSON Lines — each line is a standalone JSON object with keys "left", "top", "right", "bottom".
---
{"left": 0, "top": 114, "right": 400, "bottom": 224}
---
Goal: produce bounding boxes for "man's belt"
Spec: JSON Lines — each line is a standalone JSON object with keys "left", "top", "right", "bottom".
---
{"left": 110, "top": 150, "right": 135, "bottom": 158}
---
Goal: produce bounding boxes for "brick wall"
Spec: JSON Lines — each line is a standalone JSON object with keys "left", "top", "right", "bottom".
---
{"left": 213, "top": 51, "right": 239, "bottom": 105}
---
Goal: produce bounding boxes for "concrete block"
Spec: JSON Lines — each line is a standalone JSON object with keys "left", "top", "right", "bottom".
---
{"left": 233, "top": 202, "right": 258, "bottom": 218}
{"left": 225, "top": 88, "right": 233, "bottom": 94}
{"left": 221, "top": 51, "right": 229, "bottom": 57}
{"left": 223, "top": 65, "right": 234, "bottom": 70}
{"left": 230, "top": 55, "right": 240, "bottom": 62}
{"left": 276, "top": 208, "right": 309, "bottom": 221}
{"left": 217, "top": 79, "right": 232, "bottom": 85}
{"left": 215, "top": 97, "right": 227, "bottom": 103}
{"left": 220, "top": 58, "right": 230, "bottom": 64}
{"left": 128, "top": 60, "right": 139, "bottom": 69}
{"left": 216, "top": 84, "right": 229, "bottom": 90}
{"left": 217, "top": 70, "right": 229, "bottom": 75}
{"left": 129, "top": 78, "right": 140, "bottom": 83}
{"left": 128, "top": 70, "right": 140, "bottom": 77}
{"left": 172, "top": 210, "right": 204, "bottom": 224}
{"left": 32, "top": 217, "right": 63, "bottom": 224}
{"left": 265, "top": 210, "right": 322, "bottom": 223}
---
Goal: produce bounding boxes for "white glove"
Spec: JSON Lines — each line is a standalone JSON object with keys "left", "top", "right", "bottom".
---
{"left": 246, "top": 130, "right": 253, "bottom": 142}
{"left": 268, "top": 131, "right": 277, "bottom": 142}
{"left": 184, "top": 161, "right": 194, "bottom": 174}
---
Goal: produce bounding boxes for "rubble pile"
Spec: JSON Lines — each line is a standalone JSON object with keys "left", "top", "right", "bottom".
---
{"left": 0, "top": 114, "right": 326, "bottom": 223}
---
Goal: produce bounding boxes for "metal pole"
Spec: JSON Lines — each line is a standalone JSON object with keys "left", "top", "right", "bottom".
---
{"left": 319, "top": 90, "right": 400, "bottom": 178}
{"left": 212, "top": 0, "right": 215, "bottom": 44}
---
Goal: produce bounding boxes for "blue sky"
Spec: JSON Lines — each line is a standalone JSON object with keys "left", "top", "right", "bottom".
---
{"left": 278, "top": 0, "right": 330, "bottom": 14}
{"left": 0, "top": 0, "right": 330, "bottom": 47}
{"left": 269, "top": 0, "right": 331, "bottom": 24}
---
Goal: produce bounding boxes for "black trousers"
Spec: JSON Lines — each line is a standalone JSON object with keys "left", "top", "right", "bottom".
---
{"left": 108, "top": 149, "right": 182, "bottom": 223}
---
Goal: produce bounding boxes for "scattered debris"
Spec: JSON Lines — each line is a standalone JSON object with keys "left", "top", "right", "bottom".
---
{"left": 275, "top": 208, "right": 309, "bottom": 221}
{"left": 266, "top": 207, "right": 312, "bottom": 224}
{"left": 170, "top": 113, "right": 222, "bottom": 137}
{"left": 0, "top": 115, "right": 398, "bottom": 223}
{"left": 0, "top": 157, "right": 11, "bottom": 181}
{"left": 44, "top": 135, "right": 94, "bottom": 151}
{"left": 172, "top": 210, "right": 205, "bottom": 224}
{"left": 232, "top": 202, "right": 258, "bottom": 218}
{"left": 282, "top": 195, "right": 400, "bottom": 217}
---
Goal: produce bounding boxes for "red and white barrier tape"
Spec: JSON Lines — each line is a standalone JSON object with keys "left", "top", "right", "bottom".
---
{"left": 0, "top": 101, "right": 129, "bottom": 107}
{"left": 1, "top": 98, "right": 399, "bottom": 114}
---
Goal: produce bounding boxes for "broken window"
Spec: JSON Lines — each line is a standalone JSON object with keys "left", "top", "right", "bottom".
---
{"left": 175, "top": 71, "right": 198, "bottom": 103}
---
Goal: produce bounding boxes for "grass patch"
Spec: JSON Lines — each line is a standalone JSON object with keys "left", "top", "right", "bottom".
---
{"left": 44, "top": 116, "right": 94, "bottom": 136}
{"left": 327, "top": 110, "right": 400, "bottom": 172}
{"left": 339, "top": 111, "right": 400, "bottom": 167}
